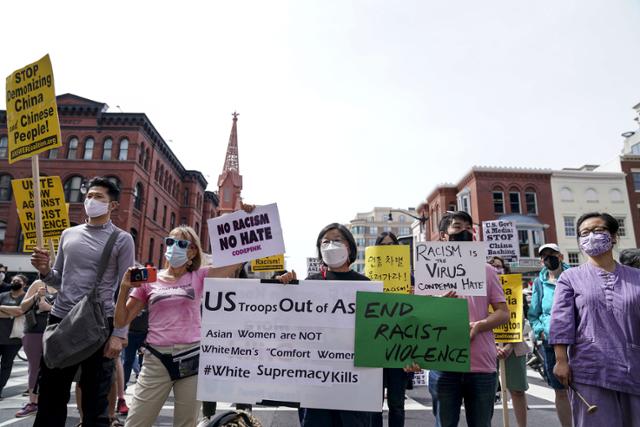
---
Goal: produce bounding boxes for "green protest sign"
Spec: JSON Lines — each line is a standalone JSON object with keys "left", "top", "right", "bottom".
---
{"left": 354, "top": 292, "right": 470, "bottom": 372}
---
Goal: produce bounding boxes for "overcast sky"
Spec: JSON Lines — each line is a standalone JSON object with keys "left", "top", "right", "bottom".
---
{"left": 3, "top": 0, "right": 640, "bottom": 273}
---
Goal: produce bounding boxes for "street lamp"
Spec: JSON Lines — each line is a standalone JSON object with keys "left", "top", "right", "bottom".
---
{"left": 387, "top": 209, "right": 428, "bottom": 234}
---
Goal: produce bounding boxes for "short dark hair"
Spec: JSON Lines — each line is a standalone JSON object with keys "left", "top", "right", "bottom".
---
{"left": 488, "top": 256, "right": 511, "bottom": 274}
{"left": 316, "top": 223, "right": 358, "bottom": 265}
{"left": 86, "top": 176, "right": 121, "bottom": 202}
{"left": 576, "top": 212, "right": 619, "bottom": 237}
{"left": 438, "top": 211, "right": 473, "bottom": 234}
{"left": 12, "top": 273, "right": 29, "bottom": 286}
{"left": 619, "top": 248, "right": 640, "bottom": 268}
{"left": 375, "top": 231, "right": 399, "bottom": 245}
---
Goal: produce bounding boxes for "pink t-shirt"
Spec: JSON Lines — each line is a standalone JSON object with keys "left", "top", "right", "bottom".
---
{"left": 462, "top": 264, "right": 506, "bottom": 373}
{"left": 130, "top": 266, "right": 208, "bottom": 346}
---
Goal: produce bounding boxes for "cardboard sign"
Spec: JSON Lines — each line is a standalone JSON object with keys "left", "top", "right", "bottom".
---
{"left": 5, "top": 54, "right": 62, "bottom": 163}
{"left": 306, "top": 257, "right": 323, "bottom": 276}
{"left": 198, "top": 278, "right": 383, "bottom": 412}
{"left": 493, "top": 274, "right": 523, "bottom": 343}
{"left": 413, "top": 242, "right": 487, "bottom": 296}
{"left": 354, "top": 292, "right": 470, "bottom": 371}
{"left": 207, "top": 203, "right": 285, "bottom": 267}
{"left": 482, "top": 220, "right": 519, "bottom": 264}
{"left": 251, "top": 254, "right": 285, "bottom": 272}
{"left": 12, "top": 176, "right": 69, "bottom": 250}
{"left": 364, "top": 246, "right": 411, "bottom": 294}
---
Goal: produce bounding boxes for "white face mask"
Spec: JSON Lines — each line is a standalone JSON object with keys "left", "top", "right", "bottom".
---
{"left": 84, "top": 198, "right": 110, "bottom": 218}
{"left": 0, "top": 273, "right": 4, "bottom": 282}
{"left": 321, "top": 242, "right": 349, "bottom": 268}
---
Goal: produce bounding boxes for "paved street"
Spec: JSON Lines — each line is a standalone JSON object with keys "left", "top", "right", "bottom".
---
{"left": 0, "top": 359, "right": 564, "bottom": 426}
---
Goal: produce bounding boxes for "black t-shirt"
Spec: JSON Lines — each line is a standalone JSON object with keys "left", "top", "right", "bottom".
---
{"left": 0, "top": 291, "right": 25, "bottom": 344}
{"left": 306, "top": 270, "right": 370, "bottom": 281}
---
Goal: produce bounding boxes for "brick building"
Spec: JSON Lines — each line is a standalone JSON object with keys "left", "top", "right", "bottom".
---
{"left": 0, "top": 93, "right": 222, "bottom": 269}
{"left": 619, "top": 102, "right": 640, "bottom": 246}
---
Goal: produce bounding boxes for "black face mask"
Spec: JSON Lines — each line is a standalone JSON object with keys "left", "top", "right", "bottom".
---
{"left": 543, "top": 255, "right": 560, "bottom": 271}
{"left": 10, "top": 283, "right": 22, "bottom": 291}
{"left": 448, "top": 230, "right": 474, "bottom": 242}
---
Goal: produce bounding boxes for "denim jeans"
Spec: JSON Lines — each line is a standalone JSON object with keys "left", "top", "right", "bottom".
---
{"left": 428, "top": 370, "right": 497, "bottom": 427}
{"left": 121, "top": 330, "right": 147, "bottom": 388}
{"left": 301, "top": 408, "right": 373, "bottom": 427}
{"left": 372, "top": 368, "right": 406, "bottom": 427}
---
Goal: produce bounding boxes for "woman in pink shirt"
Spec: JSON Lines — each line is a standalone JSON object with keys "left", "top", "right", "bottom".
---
{"left": 114, "top": 225, "right": 241, "bottom": 427}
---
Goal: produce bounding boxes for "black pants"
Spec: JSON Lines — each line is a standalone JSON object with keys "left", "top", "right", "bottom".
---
{"left": 0, "top": 342, "right": 21, "bottom": 395}
{"left": 34, "top": 315, "right": 115, "bottom": 427}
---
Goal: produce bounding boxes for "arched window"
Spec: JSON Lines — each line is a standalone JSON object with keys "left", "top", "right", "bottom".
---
{"left": 610, "top": 188, "right": 623, "bottom": 202}
{"left": 67, "top": 137, "right": 79, "bottom": 159}
{"left": 162, "top": 205, "right": 167, "bottom": 227}
{"left": 48, "top": 147, "right": 59, "bottom": 159}
{"left": 0, "top": 175, "right": 12, "bottom": 201}
{"left": 170, "top": 212, "right": 176, "bottom": 229}
{"left": 83, "top": 137, "right": 95, "bottom": 160}
{"left": 0, "top": 221, "right": 6, "bottom": 252}
{"left": 585, "top": 188, "right": 598, "bottom": 202}
{"left": 138, "top": 143, "right": 145, "bottom": 164}
{"left": 64, "top": 176, "right": 84, "bottom": 202}
{"left": 0, "top": 136, "right": 7, "bottom": 158}
{"left": 106, "top": 176, "right": 120, "bottom": 190}
{"left": 133, "top": 183, "right": 143, "bottom": 210}
{"left": 102, "top": 138, "right": 113, "bottom": 160}
{"left": 144, "top": 149, "right": 150, "bottom": 170}
{"left": 560, "top": 187, "right": 573, "bottom": 202}
{"left": 130, "top": 228, "right": 138, "bottom": 248}
{"left": 159, "top": 166, "right": 164, "bottom": 186}
{"left": 184, "top": 189, "right": 190, "bottom": 206}
{"left": 118, "top": 138, "right": 129, "bottom": 161}
{"left": 164, "top": 172, "right": 169, "bottom": 190}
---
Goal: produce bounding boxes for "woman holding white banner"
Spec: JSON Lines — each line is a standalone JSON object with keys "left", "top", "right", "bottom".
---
{"left": 280, "top": 222, "right": 375, "bottom": 427}
{"left": 115, "top": 215, "right": 253, "bottom": 427}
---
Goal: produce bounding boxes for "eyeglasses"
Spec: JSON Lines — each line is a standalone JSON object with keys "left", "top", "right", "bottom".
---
{"left": 164, "top": 237, "right": 191, "bottom": 249}
{"left": 578, "top": 227, "right": 609, "bottom": 238}
{"left": 321, "top": 238, "right": 344, "bottom": 247}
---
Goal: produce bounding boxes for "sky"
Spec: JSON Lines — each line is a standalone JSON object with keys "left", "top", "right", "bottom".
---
{"left": 2, "top": 0, "right": 640, "bottom": 273}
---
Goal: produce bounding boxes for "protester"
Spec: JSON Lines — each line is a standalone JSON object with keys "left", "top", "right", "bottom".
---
{"left": 409, "top": 211, "right": 509, "bottom": 427}
{"left": 527, "top": 243, "right": 572, "bottom": 427}
{"left": 115, "top": 222, "right": 251, "bottom": 427}
{"left": 0, "top": 274, "right": 26, "bottom": 400}
{"left": 15, "top": 279, "right": 57, "bottom": 417}
{"left": 371, "top": 231, "right": 407, "bottom": 427}
{"left": 30, "top": 176, "right": 135, "bottom": 427}
{"left": 0, "top": 265, "right": 10, "bottom": 293}
{"left": 619, "top": 247, "right": 640, "bottom": 268}
{"left": 489, "top": 257, "right": 529, "bottom": 427}
{"left": 550, "top": 213, "right": 640, "bottom": 425}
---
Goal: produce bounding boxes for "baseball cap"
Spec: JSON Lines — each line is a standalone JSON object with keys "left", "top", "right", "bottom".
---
{"left": 538, "top": 243, "right": 560, "bottom": 256}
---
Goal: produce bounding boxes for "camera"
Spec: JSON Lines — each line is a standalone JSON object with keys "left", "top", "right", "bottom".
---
{"left": 130, "top": 267, "right": 157, "bottom": 283}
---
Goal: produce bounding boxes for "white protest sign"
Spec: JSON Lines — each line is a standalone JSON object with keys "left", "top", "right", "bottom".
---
{"left": 414, "top": 241, "right": 487, "bottom": 296}
{"left": 207, "top": 203, "right": 285, "bottom": 267}
{"left": 482, "top": 220, "right": 519, "bottom": 264}
{"left": 197, "top": 278, "right": 383, "bottom": 412}
{"left": 306, "top": 257, "right": 323, "bottom": 276}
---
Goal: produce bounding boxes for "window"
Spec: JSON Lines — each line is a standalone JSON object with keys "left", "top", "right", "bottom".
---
{"left": 610, "top": 189, "right": 623, "bottom": 202}
{"left": 67, "top": 137, "right": 79, "bottom": 159}
{"left": 399, "top": 215, "right": 406, "bottom": 223}
{"left": 525, "top": 191, "right": 537, "bottom": 215}
{"left": 144, "top": 149, "right": 150, "bottom": 170}
{"left": 399, "top": 227, "right": 411, "bottom": 235}
{"left": 352, "top": 226, "right": 365, "bottom": 235}
{"left": 158, "top": 243, "right": 164, "bottom": 269}
{"left": 0, "top": 136, "right": 7, "bottom": 158}
{"left": 118, "top": 138, "right": 129, "bottom": 160}
{"left": 369, "top": 226, "right": 378, "bottom": 235}
{"left": 585, "top": 188, "right": 598, "bottom": 202}
{"left": 509, "top": 192, "right": 521, "bottom": 213}
{"left": 518, "top": 230, "right": 529, "bottom": 258}
{"left": 368, "top": 238, "right": 377, "bottom": 246}
{"left": 567, "top": 252, "right": 580, "bottom": 267}
{"left": 106, "top": 176, "right": 120, "bottom": 191}
{"left": 133, "top": 183, "right": 143, "bottom": 210}
{"left": 564, "top": 216, "right": 576, "bottom": 237}
{"left": 356, "top": 238, "right": 365, "bottom": 247}
{"left": 181, "top": 217, "right": 187, "bottom": 225}
{"left": 162, "top": 205, "right": 167, "bottom": 227}
{"left": 195, "top": 222, "right": 200, "bottom": 234}
{"left": 83, "top": 138, "right": 94, "bottom": 160}
{"left": 357, "top": 250, "right": 365, "bottom": 261}
{"left": 158, "top": 166, "right": 164, "bottom": 186}
{"left": 532, "top": 229, "right": 543, "bottom": 256}
{"left": 0, "top": 175, "right": 12, "bottom": 201}
{"left": 633, "top": 173, "right": 640, "bottom": 192}
{"left": 102, "top": 138, "right": 113, "bottom": 160}
{"left": 616, "top": 217, "right": 626, "bottom": 237}
{"left": 153, "top": 197, "right": 158, "bottom": 221}
{"left": 459, "top": 195, "right": 470, "bottom": 214}
{"left": 170, "top": 213, "right": 176, "bottom": 229}
{"left": 149, "top": 238, "right": 154, "bottom": 265}
{"left": 383, "top": 226, "right": 391, "bottom": 232}
{"left": 492, "top": 191, "right": 504, "bottom": 214}
{"left": 560, "top": 187, "right": 573, "bottom": 202}
{"left": 138, "top": 144, "right": 145, "bottom": 164}
{"left": 64, "top": 176, "right": 84, "bottom": 202}
{"left": 632, "top": 143, "right": 640, "bottom": 155}
{"left": 130, "top": 228, "right": 138, "bottom": 248}
{"left": 184, "top": 189, "right": 190, "bottom": 205}
{"left": 48, "top": 147, "right": 58, "bottom": 159}
{"left": 155, "top": 161, "right": 160, "bottom": 181}
{"left": 0, "top": 221, "right": 6, "bottom": 252}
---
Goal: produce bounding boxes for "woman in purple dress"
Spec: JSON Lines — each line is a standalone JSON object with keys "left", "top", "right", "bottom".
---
{"left": 549, "top": 212, "right": 640, "bottom": 426}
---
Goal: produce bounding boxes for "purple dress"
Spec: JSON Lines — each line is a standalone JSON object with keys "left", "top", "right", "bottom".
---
{"left": 549, "top": 262, "right": 640, "bottom": 426}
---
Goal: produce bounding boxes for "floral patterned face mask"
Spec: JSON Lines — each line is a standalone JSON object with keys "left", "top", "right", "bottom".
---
{"left": 579, "top": 232, "right": 613, "bottom": 257}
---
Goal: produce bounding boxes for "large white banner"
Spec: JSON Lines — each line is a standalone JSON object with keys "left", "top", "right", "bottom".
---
{"left": 197, "top": 278, "right": 383, "bottom": 411}
{"left": 413, "top": 241, "right": 488, "bottom": 296}
{"left": 482, "top": 220, "right": 519, "bottom": 264}
{"left": 207, "top": 203, "right": 285, "bottom": 267}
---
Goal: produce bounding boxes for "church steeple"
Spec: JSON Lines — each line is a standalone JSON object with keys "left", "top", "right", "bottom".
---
{"left": 217, "top": 112, "right": 243, "bottom": 214}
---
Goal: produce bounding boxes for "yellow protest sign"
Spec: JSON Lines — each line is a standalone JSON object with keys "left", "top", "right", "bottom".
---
{"left": 364, "top": 245, "right": 411, "bottom": 293}
{"left": 5, "top": 54, "right": 62, "bottom": 163}
{"left": 12, "top": 176, "right": 70, "bottom": 251}
{"left": 251, "top": 254, "right": 285, "bottom": 272}
{"left": 493, "top": 274, "right": 523, "bottom": 343}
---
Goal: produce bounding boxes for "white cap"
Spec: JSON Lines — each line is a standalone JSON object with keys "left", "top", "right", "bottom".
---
{"left": 538, "top": 243, "right": 560, "bottom": 256}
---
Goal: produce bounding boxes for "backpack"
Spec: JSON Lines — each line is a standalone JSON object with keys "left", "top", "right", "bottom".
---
{"left": 205, "top": 410, "right": 262, "bottom": 427}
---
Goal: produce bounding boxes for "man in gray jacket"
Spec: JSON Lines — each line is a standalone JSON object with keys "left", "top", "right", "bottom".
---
{"left": 31, "top": 177, "right": 135, "bottom": 427}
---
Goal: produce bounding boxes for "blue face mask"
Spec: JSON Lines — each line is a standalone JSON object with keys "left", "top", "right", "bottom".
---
{"left": 165, "top": 244, "right": 189, "bottom": 268}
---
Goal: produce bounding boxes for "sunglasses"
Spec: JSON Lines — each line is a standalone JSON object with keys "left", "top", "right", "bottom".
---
{"left": 164, "top": 237, "right": 191, "bottom": 249}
